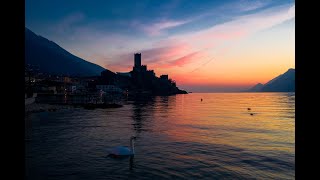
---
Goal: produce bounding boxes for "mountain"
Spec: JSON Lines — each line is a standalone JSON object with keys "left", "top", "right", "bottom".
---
{"left": 25, "top": 27, "right": 105, "bottom": 76}
{"left": 247, "top": 68, "right": 295, "bottom": 92}
{"left": 248, "top": 83, "right": 264, "bottom": 92}
{"left": 261, "top": 68, "right": 295, "bottom": 92}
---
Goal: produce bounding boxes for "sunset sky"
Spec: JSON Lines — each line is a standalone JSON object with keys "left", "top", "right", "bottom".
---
{"left": 26, "top": 0, "right": 295, "bottom": 92}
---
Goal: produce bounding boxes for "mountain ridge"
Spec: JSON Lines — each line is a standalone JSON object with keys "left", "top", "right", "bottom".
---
{"left": 25, "top": 27, "right": 106, "bottom": 76}
{"left": 248, "top": 68, "right": 295, "bottom": 92}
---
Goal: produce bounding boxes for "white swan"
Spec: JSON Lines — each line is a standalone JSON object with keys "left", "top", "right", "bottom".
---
{"left": 109, "top": 136, "right": 136, "bottom": 158}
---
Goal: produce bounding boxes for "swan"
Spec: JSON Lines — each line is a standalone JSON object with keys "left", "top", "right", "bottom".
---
{"left": 108, "top": 136, "right": 136, "bottom": 158}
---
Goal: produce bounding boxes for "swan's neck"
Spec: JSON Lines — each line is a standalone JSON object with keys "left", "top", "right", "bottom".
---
{"left": 130, "top": 139, "right": 135, "bottom": 154}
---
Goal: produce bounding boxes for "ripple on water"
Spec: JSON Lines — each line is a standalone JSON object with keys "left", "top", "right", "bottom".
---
{"left": 26, "top": 93, "right": 295, "bottom": 179}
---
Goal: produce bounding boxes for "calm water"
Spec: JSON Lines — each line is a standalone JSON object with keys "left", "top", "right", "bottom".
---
{"left": 25, "top": 93, "right": 295, "bottom": 179}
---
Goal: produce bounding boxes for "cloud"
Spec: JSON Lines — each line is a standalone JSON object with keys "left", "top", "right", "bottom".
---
{"left": 39, "top": 2, "right": 295, "bottom": 77}
{"left": 169, "top": 51, "right": 201, "bottom": 67}
{"left": 158, "top": 51, "right": 206, "bottom": 69}
{"left": 139, "top": 19, "right": 190, "bottom": 36}
{"left": 220, "top": 0, "right": 271, "bottom": 12}
{"left": 106, "top": 43, "right": 194, "bottom": 70}
{"left": 105, "top": 3, "right": 295, "bottom": 72}
{"left": 165, "top": 3, "right": 295, "bottom": 52}
{"left": 149, "top": 3, "right": 295, "bottom": 73}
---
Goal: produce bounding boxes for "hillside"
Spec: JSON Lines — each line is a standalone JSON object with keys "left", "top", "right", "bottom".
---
{"left": 248, "top": 68, "right": 295, "bottom": 92}
{"left": 25, "top": 27, "right": 106, "bottom": 76}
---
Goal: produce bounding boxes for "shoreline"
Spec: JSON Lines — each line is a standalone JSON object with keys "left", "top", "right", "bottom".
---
{"left": 25, "top": 103, "right": 74, "bottom": 114}
{"left": 25, "top": 102, "right": 124, "bottom": 114}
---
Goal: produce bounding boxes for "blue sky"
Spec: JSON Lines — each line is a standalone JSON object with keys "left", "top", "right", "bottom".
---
{"left": 26, "top": 0, "right": 295, "bottom": 92}
{"left": 26, "top": 0, "right": 293, "bottom": 38}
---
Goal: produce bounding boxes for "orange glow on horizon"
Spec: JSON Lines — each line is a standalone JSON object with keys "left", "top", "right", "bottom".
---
{"left": 97, "top": 18, "right": 294, "bottom": 90}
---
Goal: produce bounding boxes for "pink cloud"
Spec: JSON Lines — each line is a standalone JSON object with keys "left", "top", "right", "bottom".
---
{"left": 165, "top": 4, "right": 295, "bottom": 52}
{"left": 106, "top": 43, "right": 196, "bottom": 71}
{"left": 160, "top": 51, "right": 203, "bottom": 68}
{"left": 50, "top": 3, "right": 295, "bottom": 84}
{"left": 172, "top": 51, "right": 200, "bottom": 66}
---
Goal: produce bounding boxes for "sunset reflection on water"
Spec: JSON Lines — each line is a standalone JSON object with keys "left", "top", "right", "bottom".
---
{"left": 26, "top": 93, "right": 294, "bottom": 179}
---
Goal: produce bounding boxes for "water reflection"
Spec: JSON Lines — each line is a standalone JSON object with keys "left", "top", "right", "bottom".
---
{"left": 154, "top": 95, "right": 175, "bottom": 119}
{"left": 130, "top": 96, "right": 156, "bottom": 137}
{"left": 26, "top": 93, "right": 294, "bottom": 179}
{"left": 106, "top": 155, "right": 135, "bottom": 172}
{"left": 129, "top": 156, "right": 134, "bottom": 170}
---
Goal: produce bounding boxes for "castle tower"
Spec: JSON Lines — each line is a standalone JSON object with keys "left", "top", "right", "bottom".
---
{"left": 134, "top": 53, "right": 141, "bottom": 68}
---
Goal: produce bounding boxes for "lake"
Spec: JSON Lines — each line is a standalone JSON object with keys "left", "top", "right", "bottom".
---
{"left": 25, "top": 92, "right": 295, "bottom": 179}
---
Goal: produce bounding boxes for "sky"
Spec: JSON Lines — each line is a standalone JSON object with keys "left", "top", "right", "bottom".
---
{"left": 25, "top": 0, "right": 295, "bottom": 92}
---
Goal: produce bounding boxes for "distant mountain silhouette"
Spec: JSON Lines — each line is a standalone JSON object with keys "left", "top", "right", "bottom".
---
{"left": 25, "top": 27, "right": 105, "bottom": 76}
{"left": 248, "top": 68, "right": 295, "bottom": 92}
{"left": 248, "top": 83, "right": 264, "bottom": 92}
